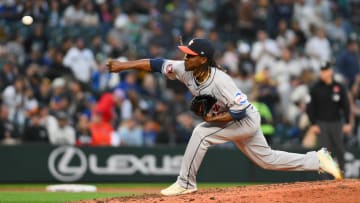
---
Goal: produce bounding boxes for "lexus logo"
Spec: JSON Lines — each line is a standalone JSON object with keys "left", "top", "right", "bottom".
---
{"left": 48, "top": 146, "right": 87, "bottom": 182}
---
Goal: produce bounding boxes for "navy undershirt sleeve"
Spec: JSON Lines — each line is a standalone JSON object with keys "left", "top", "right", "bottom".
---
{"left": 229, "top": 109, "right": 247, "bottom": 120}
{"left": 150, "top": 58, "right": 164, "bottom": 73}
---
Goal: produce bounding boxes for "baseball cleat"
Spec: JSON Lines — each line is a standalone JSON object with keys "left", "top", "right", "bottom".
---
{"left": 160, "top": 182, "right": 197, "bottom": 196}
{"left": 317, "top": 148, "right": 343, "bottom": 180}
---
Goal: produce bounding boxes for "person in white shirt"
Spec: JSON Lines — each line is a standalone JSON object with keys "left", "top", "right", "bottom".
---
{"left": 62, "top": 1, "right": 85, "bottom": 26}
{"left": 271, "top": 48, "right": 303, "bottom": 117}
{"left": 48, "top": 111, "right": 76, "bottom": 145}
{"left": 275, "top": 20, "right": 296, "bottom": 49}
{"left": 305, "top": 27, "right": 331, "bottom": 72}
{"left": 251, "top": 30, "right": 280, "bottom": 74}
{"left": 63, "top": 37, "right": 97, "bottom": 84}
{"left": 293, "top": 0, "right": 323, "bottom": 37}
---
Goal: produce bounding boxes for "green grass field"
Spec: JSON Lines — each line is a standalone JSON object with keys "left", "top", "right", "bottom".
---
{"left": 0, "top": 183, "right": 258, "bottom": 203}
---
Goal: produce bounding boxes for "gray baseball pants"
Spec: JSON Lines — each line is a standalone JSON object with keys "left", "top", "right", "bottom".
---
{"left": 317, "top": 121, "right": 345, "bottom": 171}
{"left": 177, "top": 105, "right": 320, "bottom": 189}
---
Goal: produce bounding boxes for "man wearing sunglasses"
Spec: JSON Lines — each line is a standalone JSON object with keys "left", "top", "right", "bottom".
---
{"left": 107, "top": 38, "right": 342, "bottom": 196}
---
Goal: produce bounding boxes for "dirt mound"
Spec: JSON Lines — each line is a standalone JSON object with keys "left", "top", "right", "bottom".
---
{"left": 77, "top": 179, "right": 360, "bottom": 203}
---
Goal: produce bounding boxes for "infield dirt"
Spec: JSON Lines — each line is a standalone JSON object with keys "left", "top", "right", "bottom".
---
{"left": 75, "top": 179, "right": 360, "bottom": 203}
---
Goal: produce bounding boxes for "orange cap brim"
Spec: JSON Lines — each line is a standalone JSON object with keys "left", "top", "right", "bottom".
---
{"left": 178, "top": 46, "right": 198, "bottom": 55}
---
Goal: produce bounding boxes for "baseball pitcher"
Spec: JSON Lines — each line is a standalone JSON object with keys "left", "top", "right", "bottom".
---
{"left": 107, "top": 38, "right": 342, "bottom": 196}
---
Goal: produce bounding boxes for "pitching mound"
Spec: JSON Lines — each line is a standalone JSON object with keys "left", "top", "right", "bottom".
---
{"left": 77, "top": 179, "right": 360, "bottom": 203}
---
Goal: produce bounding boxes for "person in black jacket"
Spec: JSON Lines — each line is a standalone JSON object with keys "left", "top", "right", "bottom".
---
{"left": 307, "top": 61, "right": 352, "bottom": 172}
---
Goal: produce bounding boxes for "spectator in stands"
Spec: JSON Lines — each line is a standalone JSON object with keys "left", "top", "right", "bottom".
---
{"left": 60, "top": 36, "right": 74, "bottom": 54}
{"left": 215, "top": 0, "right": 238, "bottom": 39}
{"left": 116, "top": 71, "right": 142, "bottom": 94}
{"left": 175, "top": 112, "right": 195, "bottom": 144}
{"left": 0, "top": 104, "right": 19, "bottom": 145}
{"left": 290, "top": 20, "right": 307, "bottom": 51}
{"left": 62, "top": 0, "right": 85, "bottom": 26}
{"left": 38, "top": 105, "right": 57, "bottom": 138}
{"left": 335, "top": 38, "right": 360, "bottom": 87}
{"left": 21, "top": 0, "right": 48, "bottom": 24}
{"left": 293, "top": 0, "right": 320, "bottom": 37}
{"left": 2, "top": 76, "right": 27, "bottom": 133}
{"left": 95, "top": 88, "right": 132, "bottom": 125}
{"left": 91, "top": 63, "right": 114, "bottom": 94}
{"left": 0, "top": 0, "right": 20, "bottom": 23}
{"left": 313, "top": 0, "right": 332, "bottom": 25}
{"left": 23, "top": 48, "right": 50, "bottom": 72}
{"left": 47, "top": 1, "right": 62, "bottom": 27}
{"left": 222, "top": 41, "right": 239, "bottom": 74}
{"left": 236, "top": 41, "right": 255, "bottom": 95}
{"left": 82, "top": 1, "right": 99, "bottom": 27}
{"left": 267, "top": 0, "right": 294, "bottom": 37}
{"left": 305, "top": 27, "right": 331, "bottom": 72}
{"left": 237, "top": 0, "right": 255, "bottom": 41}
{"left": 254, "top": 67, "right": 280, "bottom": 117}
{"left": 5, "top": 32, "right": 25, "bottom": 66}
{"left": 23, "top": 23, "right": 48, "bottom": 55}
{"left": 126, "top": 12, "right": 141, "bottom": 45}
{"left": 68, "top": 79, "right": 90, "bottom": 120}
{"left": 23, "top": 86, "right": 39, "bottom": 120}
{"left": 109, "top": 6, "right": 131, "bottom": 47}
{"left": 143, "top": 120, "right": 160, "bottom": 146}
{"left": 326, "top": 16, "right": 348, "bottom": 46}
{"left": 37, "top": 78, "right": 52, "bottom": 106}
{"left": 75, "top": 113, "right": 92, "bottom": 146}
{"left": 90, "top": 34, "right": 110, "bottom": 63}
{"left": 115, "top": 118, "right": 143, "bottom": 146}
{"left": 44, "top": 49, "right": 73, "bottom": 81}
{"left": 250, "top": 91, "right": 275, "bottom": 144}
{"left": 48, "top": 111, "right": 76, "bottom": 145}
{"left": 0, "top": 61, "right": 17, "bottom": 90}
{"left": 275, "top": 19, "right": 296, "bottom": 49}
{"left": 208, "top": 29, "right": 225, "bottom": 54}
{"left": 141, "top": 73, "right": 162, "bottom": 101}
{"left": 49, "top": 77, "right": 70, "bottom": 114}
{"left": 287, "top": 74, "right": 310, "bottom": 126}
{"left": 272, "top": 48, "right": 302, "bottom": 118}
{"left": 89, "top": 109, "right": 114, "bottom": 146}
{"left": 22, "top": 111, "right": 48, "bottom": 143}
{"left": 114, "top": 88, "right": 133, "bottom": 122}
{"left": 251, "top": 30, "right": 280, "bottom": 73}
{"left": 62, "top": 37, "right": 97, "bottom": 87}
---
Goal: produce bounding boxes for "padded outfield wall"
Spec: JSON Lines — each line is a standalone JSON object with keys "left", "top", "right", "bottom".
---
{"left": 0, "top": 144, "right": 359, "bottom": 182}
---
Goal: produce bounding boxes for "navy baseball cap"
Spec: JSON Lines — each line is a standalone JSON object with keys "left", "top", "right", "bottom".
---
{"left": 178, "top": 38, "right": 215, "bottom": 59}
{"left": 320, "top": 61, "right": 332, "bottom": 70}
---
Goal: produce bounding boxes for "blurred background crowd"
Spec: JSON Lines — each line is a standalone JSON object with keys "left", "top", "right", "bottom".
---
{"left": 0, "top": 0, "right": 359, "bottom": 149}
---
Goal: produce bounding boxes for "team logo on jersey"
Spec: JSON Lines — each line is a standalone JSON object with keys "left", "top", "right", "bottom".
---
{"left": 165, "top": 64, "right": 173, "bottom": 73}
{"left": 333, "top": 85, "right": 340, "bottom": 93}
{"left": 332, "top": 94, "right": 340, "bottom": 102}
{"left": 235, "top": 92, "right": 248, "bottom": 105}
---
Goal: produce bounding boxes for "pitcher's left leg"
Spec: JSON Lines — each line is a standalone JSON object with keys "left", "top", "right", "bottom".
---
{"left": 234, "top": 129, "right": 319, "bottom": 171}
{"left": 177, "top": 122, "right": 230, "bottom": 189}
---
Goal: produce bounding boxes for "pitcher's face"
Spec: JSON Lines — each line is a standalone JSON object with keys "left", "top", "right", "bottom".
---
{"left": 184, "top": 54, "right": 207, "bottom": 72}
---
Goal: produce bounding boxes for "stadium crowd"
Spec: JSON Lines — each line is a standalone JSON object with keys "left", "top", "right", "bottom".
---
{"left": 0, "top": 0, "right": 359, "bottom": 149}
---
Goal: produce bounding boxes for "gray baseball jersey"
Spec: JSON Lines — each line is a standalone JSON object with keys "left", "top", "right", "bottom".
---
{"left": 161, "top": 60, "right": 320, "bottom": 189}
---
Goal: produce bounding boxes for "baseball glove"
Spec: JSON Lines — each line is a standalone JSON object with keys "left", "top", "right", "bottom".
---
{"left": 190, "top": 94, "right": 217, "bottom": 117}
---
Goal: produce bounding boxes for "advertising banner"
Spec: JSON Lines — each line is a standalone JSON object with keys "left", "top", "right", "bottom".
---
{"left": 0, "top": 145, "right": 359, "bottom": 182}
